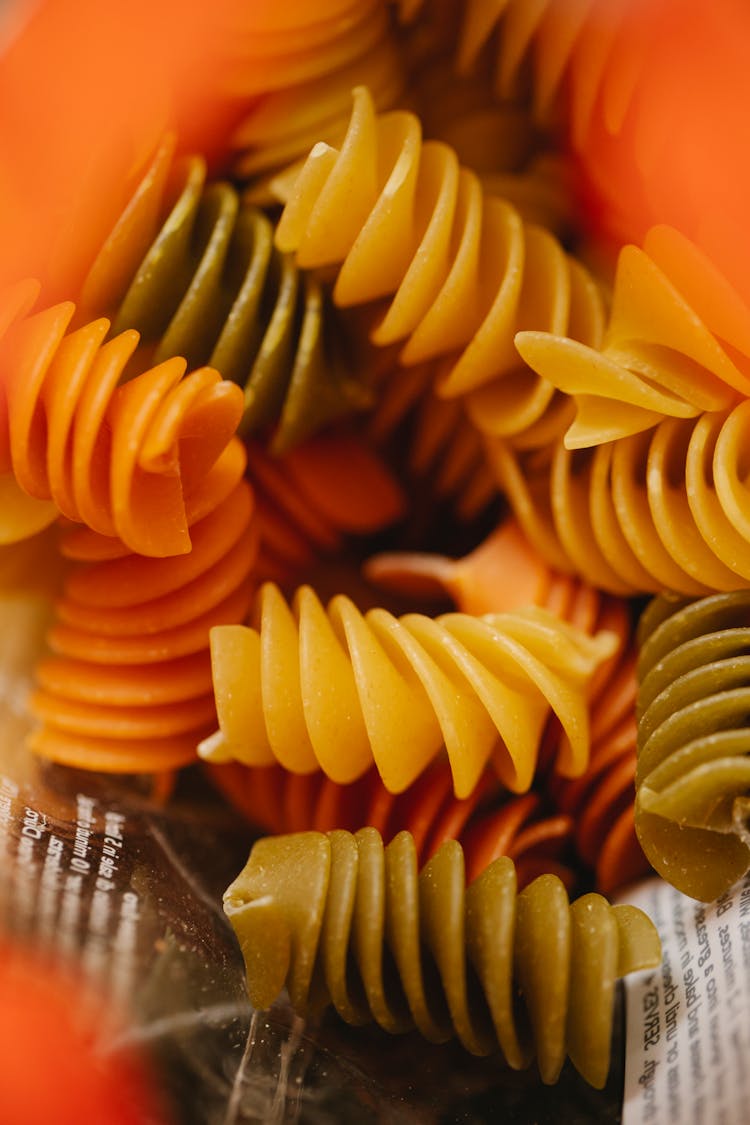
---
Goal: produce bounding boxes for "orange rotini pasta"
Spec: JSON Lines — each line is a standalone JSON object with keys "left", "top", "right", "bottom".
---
{"left": 246, "top": 432, "right": 407, "bottom": 585}
{"left": 0, "top": 285, "right": 243, "bottom": 557}
{"left": 207, "top": 758, "right": 576, "bottom": 889}
{"left": 200, "top": 582, "right": 617, "bottom": 797}
{"left": 275, "top": 85, "right": 607, "bottom": 450}
{"left": 29, "top": 440, "right": 258, "bottom": 773}
{"left": 224, "top": 828, "right": 661, "bottom": 1087}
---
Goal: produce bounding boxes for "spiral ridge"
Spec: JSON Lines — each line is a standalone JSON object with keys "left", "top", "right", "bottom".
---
{"left": 29, "top": 439, "right": 258, "bottom": 773}
{"left": 0, "top": 285, "right": 243, "bottom": 557}
{"left": 486, "top": 406, "right": 750, "bottom": 597}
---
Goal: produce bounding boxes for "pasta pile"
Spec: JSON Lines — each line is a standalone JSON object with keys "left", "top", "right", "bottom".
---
{"left": 17, "top": 0, "right": 750, "bottom": 1090}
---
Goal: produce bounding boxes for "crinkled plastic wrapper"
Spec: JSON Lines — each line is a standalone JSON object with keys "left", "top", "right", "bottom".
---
{"left": 0, "top": 592, "right": 626, "bottom": 1123}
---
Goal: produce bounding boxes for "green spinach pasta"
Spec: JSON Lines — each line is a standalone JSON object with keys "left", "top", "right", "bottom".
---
{"left": 224, "top": 827, "right": 660, "bottom": 1088}
{"left": 635, "top": 591, "right": 750, "bottom": 901}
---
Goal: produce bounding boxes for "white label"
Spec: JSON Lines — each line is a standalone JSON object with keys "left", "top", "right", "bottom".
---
{"left": 622, "top": 875, "right": 750, "bottom": 1125}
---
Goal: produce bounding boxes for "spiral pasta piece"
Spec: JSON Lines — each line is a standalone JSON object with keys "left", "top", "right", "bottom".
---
{"left": 516, "top": 226, "right": 750, "bottom": 447}
{"left": 455, "top": 0, "right": 653, "bottom": 143}
{"left": 246, "top": 432, "right": 407, "bottom": 585}
{"left": 207, "top": 758, "right": 576, "bottom": 889}
{"left": 79, "top": 136, "right": 369, "bottom": 453}
{"left": 224, "top": 828, "right": 660, "bottom": 1087}
{"left": 275, "top": 85, "right": 606, "bottom": 448}
{"left": 200, "top": 582, "right": 617, "bottom": 797}
{"left": 231, "top": 10, "right": 406, "bottom": 193}
{"left": 365, "top": 518, "right": 648, "bottom": 891}
{"left": 0, "top": 288, "right": 243, "bottom": 556}
{"left": 635, "top": 591, "right": 750, "bottom": 901}
{"left": 28, "top": 439, "right": 258, "bottom": 773}
{"left": 365, "top": 355, "right": 497, "bottom": 522}
{"left": 485, "top": 404, "right": 750, "bottom": 596}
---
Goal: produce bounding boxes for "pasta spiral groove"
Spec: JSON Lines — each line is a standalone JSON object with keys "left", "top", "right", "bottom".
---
{"left": 224, "top": 828, "right": 660, "bottom": 1087}
{"left": 275, "top": 85, "right": 606, "bottom": 448}
{"left": 200, "top": 582, "right": 617, "bottom": 798}
{"left": 635, "top": 591, "right": 750, "bottom": 901}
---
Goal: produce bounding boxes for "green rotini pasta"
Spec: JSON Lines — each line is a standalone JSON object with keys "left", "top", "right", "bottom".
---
{"left": 635, "top": 591, "right": 750, "bottom": 901}
{"left": 224, "top": 828, "right": 661, "bottom": 1088}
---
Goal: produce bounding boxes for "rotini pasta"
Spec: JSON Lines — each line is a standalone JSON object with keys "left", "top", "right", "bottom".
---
{"left": 365, "top": 354, "right": 498, "bottom": 523}
{"left": 0, "top": 287, "right": 243, "bottom": 557}
{"left": 224, "top": 828, "right": 661, "bottom": 1087}
{"left": 515, "top": 226, "right": 750, "bottom": 448}
{"left": 207, "top": 758, "right": 575, "bottom": 889}
{"left": 29, "top": 440, "right": 258, "bottom": 773}
{"left": 246, "top": 432, "right": 407, "bottom": 585}
{"left": 200, "top": 582, "right": 617, "bottom": 797}
{"left": 365, "top": 519, "right": 648, "bottom": 891}
{"left": 232, "top": 22, "right": 406, "bottom": 194}
{"left": 275, "top": 85, "right": 606, "bottom": 449}
{"left": 485, "top": 410, "right": 750, "bottom": 596}
{"left": 635, "top": 591, "right": 750, "bottom": 901}
{"left": 79, "top": 136, "right": 369, "bottom": 453}
{"left": 454, "top": 0, "right": 654, "bottom": 145}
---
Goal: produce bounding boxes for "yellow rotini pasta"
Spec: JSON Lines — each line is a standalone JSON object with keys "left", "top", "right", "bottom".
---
{"left": 635, "top": 591, "right": 750, "bottom": 901}
{"left": 200, "top": 582, "right": 617, "bottom": 797}
{"left": 485, "top": 409, "right": 750, "bottom": 596}
{"left": 274, "top": 85, "right": 606, "bottom": 449}
{"left": 516, "top": 226, "right": 750, "bottom": 447}
{"left": 224, "top": 828, "right": 661, "bottom": 1087}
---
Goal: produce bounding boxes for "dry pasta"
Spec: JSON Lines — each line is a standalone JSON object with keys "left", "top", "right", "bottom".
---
{"left": 224, "top": 827, "right": 660, "bottom": 1087}
{"left": 0, "top": 285, "right": 243, "bottom": 557}
{"left": 80, "top": 136, "right": 369, "bottom": 453}
{"left": 516, "top": 226, "right": 750, "bottom": 448}
{"left": 29, "top": 439, "right": 257, "bottom": 773}
{"left": 635, "top": 591, "right": 750, "bottom": 901}
{"left": 485, "top": 414, "right": 750, "bottom": 596}
{"left": 200, "top": 583, "right": 616, "bottom": 797}
{"left": 207, "top": 759, "right": 576, "bottom": 889}
{"left": 275, "top": 85, "right": 606, "bottom": 449}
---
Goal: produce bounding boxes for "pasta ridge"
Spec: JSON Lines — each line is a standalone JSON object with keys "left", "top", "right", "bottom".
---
{"left": 80, "top": 136, "right": 370, "bottom": 453}
{"left": 29, "top": 440, "right": 258, "bottom": 774}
